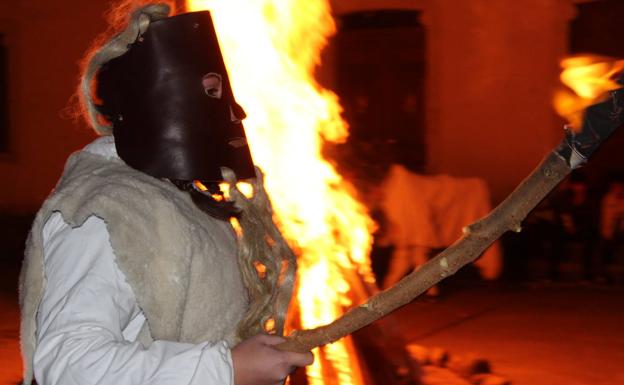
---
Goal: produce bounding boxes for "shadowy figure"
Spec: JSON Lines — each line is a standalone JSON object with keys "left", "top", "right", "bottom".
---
{"left": 596, "top": 173, "right": 624, "bottom": 282}
{"left": 525, "top": 172, "right": 599, "bottom": 282}
{"left": 552, "top": 173, "right": 599, "bottom": 281}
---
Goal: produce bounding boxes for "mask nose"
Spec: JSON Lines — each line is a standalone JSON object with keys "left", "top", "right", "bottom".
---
{"left": 230, "top": 102, "right": 247, "bottom": 123}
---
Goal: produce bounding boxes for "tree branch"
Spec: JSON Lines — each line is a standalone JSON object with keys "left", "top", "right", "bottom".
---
{"left": 276, "top": 87, "right": 624, "bottom": 353}
{"left": 278, "top": 150, "right": 570, "bottom": 353}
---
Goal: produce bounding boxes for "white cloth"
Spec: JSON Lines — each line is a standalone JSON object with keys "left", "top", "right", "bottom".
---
{"left": 33, "top": 137, "right": 235, "bottom": 385}
{"left": 380, "top": 164, "right": 502, "bottom": 280}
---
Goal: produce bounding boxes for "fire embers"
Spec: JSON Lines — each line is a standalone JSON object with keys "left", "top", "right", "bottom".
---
{"left": 554, "top": 55, "right": 624, "bottom": 132}
{"left": 553, "top": 55, "right": 624, "bottom": 167}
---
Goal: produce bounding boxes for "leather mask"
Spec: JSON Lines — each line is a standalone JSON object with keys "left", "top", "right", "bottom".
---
{"left": 96, "top": 11, "right": 255, "bottom": 182}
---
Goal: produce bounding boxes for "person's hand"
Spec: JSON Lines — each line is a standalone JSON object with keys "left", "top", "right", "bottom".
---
{"left": 231, "top": 333, "right": 314, "bottom": 385}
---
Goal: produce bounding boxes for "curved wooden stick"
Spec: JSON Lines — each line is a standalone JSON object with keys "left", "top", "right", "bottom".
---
{"left": 277, "top": 150, "right": 571, "bottom": 352}
{"left": 277, "top": 84, "right": 624, "bottom": 352}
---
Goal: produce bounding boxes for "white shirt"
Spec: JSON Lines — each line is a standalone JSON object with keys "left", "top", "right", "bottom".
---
{"left": 33, "top": 137, "right": 235, "bottom": 385}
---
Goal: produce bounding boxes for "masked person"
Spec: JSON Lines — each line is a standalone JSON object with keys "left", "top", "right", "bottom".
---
{"left": 19, "top": 3, "right": 312, "bottom": 385}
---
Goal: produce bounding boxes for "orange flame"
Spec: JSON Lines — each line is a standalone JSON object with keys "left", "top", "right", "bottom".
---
{"left": 186, "top": 1, "right": 375, "bottom": 384}
{"left": 554, "top": 55, "right": 624, "bottom": 131}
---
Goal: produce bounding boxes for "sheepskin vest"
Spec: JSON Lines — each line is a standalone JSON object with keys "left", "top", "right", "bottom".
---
{"left": 19, "top": 149, "right": 248, "bottom": 385}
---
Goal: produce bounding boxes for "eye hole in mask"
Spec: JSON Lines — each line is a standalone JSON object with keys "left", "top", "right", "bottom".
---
{"left": 202, "top": 73, "right": 222, "bottom": 99}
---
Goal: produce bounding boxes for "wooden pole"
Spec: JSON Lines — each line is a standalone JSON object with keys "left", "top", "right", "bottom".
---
{"left": 277, "top": 86, "right": 624, "bottom": 353}
{"left": 278, "top": 150, "right": 570, "bottom": 352}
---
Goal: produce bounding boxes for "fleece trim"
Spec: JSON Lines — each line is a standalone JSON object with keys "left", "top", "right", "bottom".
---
{"left": 19, "top": 148, "right": 247, "bottom": 384}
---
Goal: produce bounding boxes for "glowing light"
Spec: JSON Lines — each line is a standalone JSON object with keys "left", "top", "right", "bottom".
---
{"left": 554, "top": 55, "right": 624, "bottom": 131}
{"left": 186, "top": 1, "right": 375, "bottom": 384}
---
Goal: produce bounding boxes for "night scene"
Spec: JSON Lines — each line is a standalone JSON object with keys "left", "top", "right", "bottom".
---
{"left": 0, "top": 1, "right": 622, "bottom": 385}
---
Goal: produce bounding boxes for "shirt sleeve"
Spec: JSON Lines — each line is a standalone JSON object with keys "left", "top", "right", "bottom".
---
{"left": 34, "top": 212, "right": 234, "bottom": 385}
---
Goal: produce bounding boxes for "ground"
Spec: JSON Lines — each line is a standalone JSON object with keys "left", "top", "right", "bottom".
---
{"left": 397, "top": 281, "right": 624, "bottom": 385}
{"left": 1, "top": 267, "right": 622, "bottom": 385}
{"left": 0, "top": 291, "right": 21, "bottom": 385}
